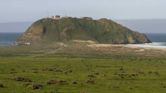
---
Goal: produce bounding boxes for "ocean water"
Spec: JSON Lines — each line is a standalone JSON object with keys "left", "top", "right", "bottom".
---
{"left": 0, "top": 32, "right": 21, "bottom": 46}
{"left": 146, "top": 33, "right": 166, "bottom": 47}
{"left": 0, "top": 33, "right": 166, "bottom": 47}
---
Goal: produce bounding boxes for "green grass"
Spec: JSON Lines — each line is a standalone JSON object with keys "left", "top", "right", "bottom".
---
{"left": 0, "top": 54, "right": 166, "bottom": 93}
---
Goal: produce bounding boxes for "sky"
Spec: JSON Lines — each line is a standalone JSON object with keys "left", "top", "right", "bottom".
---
{"left": 0, "top": 0, "right": 166, "bottom": 22}
{"left": 0, "top": 0, "right": 166, "bottom": 33}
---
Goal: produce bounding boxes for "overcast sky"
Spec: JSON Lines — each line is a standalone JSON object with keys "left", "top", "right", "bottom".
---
{"left": 0, "top": 0, "right": 166, "bottom": 33}
{"left": 0, "top": 0, "right": 166, "bottom": 22}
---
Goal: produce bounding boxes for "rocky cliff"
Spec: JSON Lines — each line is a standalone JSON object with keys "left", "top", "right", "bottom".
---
{"left": 17, "top": 16, "right": 151, "bottom": 45}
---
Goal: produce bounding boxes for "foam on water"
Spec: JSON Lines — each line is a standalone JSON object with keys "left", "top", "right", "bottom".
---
{"left": 126, "top": 42, "right": 166, "bottom": 49}
{"left": 150, "top": 42, "right": 166, "bottom": 46}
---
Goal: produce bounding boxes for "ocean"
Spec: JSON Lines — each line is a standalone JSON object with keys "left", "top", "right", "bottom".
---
{"left": 0, "top": 32, "right": 21, "bottom": 46}
{"left": 0, "top": 33, "right": 166, "bottom": 47}
{"left": 147, "top": 33, "right": 166, "bottom": 47}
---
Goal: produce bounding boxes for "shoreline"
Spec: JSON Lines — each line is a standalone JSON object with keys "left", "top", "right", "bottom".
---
{"left": 125, "top": 42, "right": 166, "bottom": 50}
{"left": 87, "top": 43, "right": 166, "bottom": 51}
{"left": 0, "top": 41, "right": 166, "bottom": 50}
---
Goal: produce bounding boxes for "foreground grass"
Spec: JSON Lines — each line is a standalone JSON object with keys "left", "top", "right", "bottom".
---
{"left": 0, "top": 55, "right": 166, "bottom": 93}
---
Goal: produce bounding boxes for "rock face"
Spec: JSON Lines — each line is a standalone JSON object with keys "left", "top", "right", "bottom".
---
{"left": 17, "top": 17, "right": 151, "bottom": 45}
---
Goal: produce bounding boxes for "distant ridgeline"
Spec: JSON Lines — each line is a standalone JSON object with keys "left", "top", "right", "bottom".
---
{"left": 16, "top": 16, "right": 151, "bottom": 45}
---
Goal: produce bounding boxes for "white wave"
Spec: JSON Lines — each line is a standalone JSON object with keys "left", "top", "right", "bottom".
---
{"left": 126, "top": 42, "right": 166, "bottom": 49}
{"left": 149, "top": 42, "right": 166, "bottom": 46}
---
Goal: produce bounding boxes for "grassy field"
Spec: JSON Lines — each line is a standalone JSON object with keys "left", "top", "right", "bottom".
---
{"left": 0, "top": 45, "right": 166, "bottom": 93}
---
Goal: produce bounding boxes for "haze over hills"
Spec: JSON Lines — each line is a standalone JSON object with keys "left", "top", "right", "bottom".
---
{"left": 16, "top": 16, "right": 150, "bottom": 45}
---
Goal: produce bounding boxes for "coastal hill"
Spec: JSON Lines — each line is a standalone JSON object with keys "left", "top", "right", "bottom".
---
{"left": 17, "top": 16, "right": 151, "bottom": 45}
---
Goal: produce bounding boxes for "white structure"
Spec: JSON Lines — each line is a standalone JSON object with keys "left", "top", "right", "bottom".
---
{"left": 51, "top": 15, "right": 61, "bottom": 20}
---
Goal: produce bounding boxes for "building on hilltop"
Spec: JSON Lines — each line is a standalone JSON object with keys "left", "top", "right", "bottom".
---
{"left": 50, "top": 15, "right": 61, "bottom": 20}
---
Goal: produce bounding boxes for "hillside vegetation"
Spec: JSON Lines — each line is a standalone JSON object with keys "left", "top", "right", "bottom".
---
{"left": 17, "top": 17, "right": 151, "bottom": 45}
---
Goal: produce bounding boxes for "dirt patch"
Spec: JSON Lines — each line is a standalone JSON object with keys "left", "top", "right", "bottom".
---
{"left": 31, "top": 83, "right": 43, "bottom": 90}
{"left": 86, "top": 79, "right": 95, "bottom": 84}
{"left": 23, "top": 83, "right": 43, "bottom": 90}
{"left": 47, "top": 79, "right": 68, "bottom": 85}
{"left": 0, "top": 83, "right": 5, "bottom": 88}
{"left": 14, "top": 76, "right": 32, "bottom": 82}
